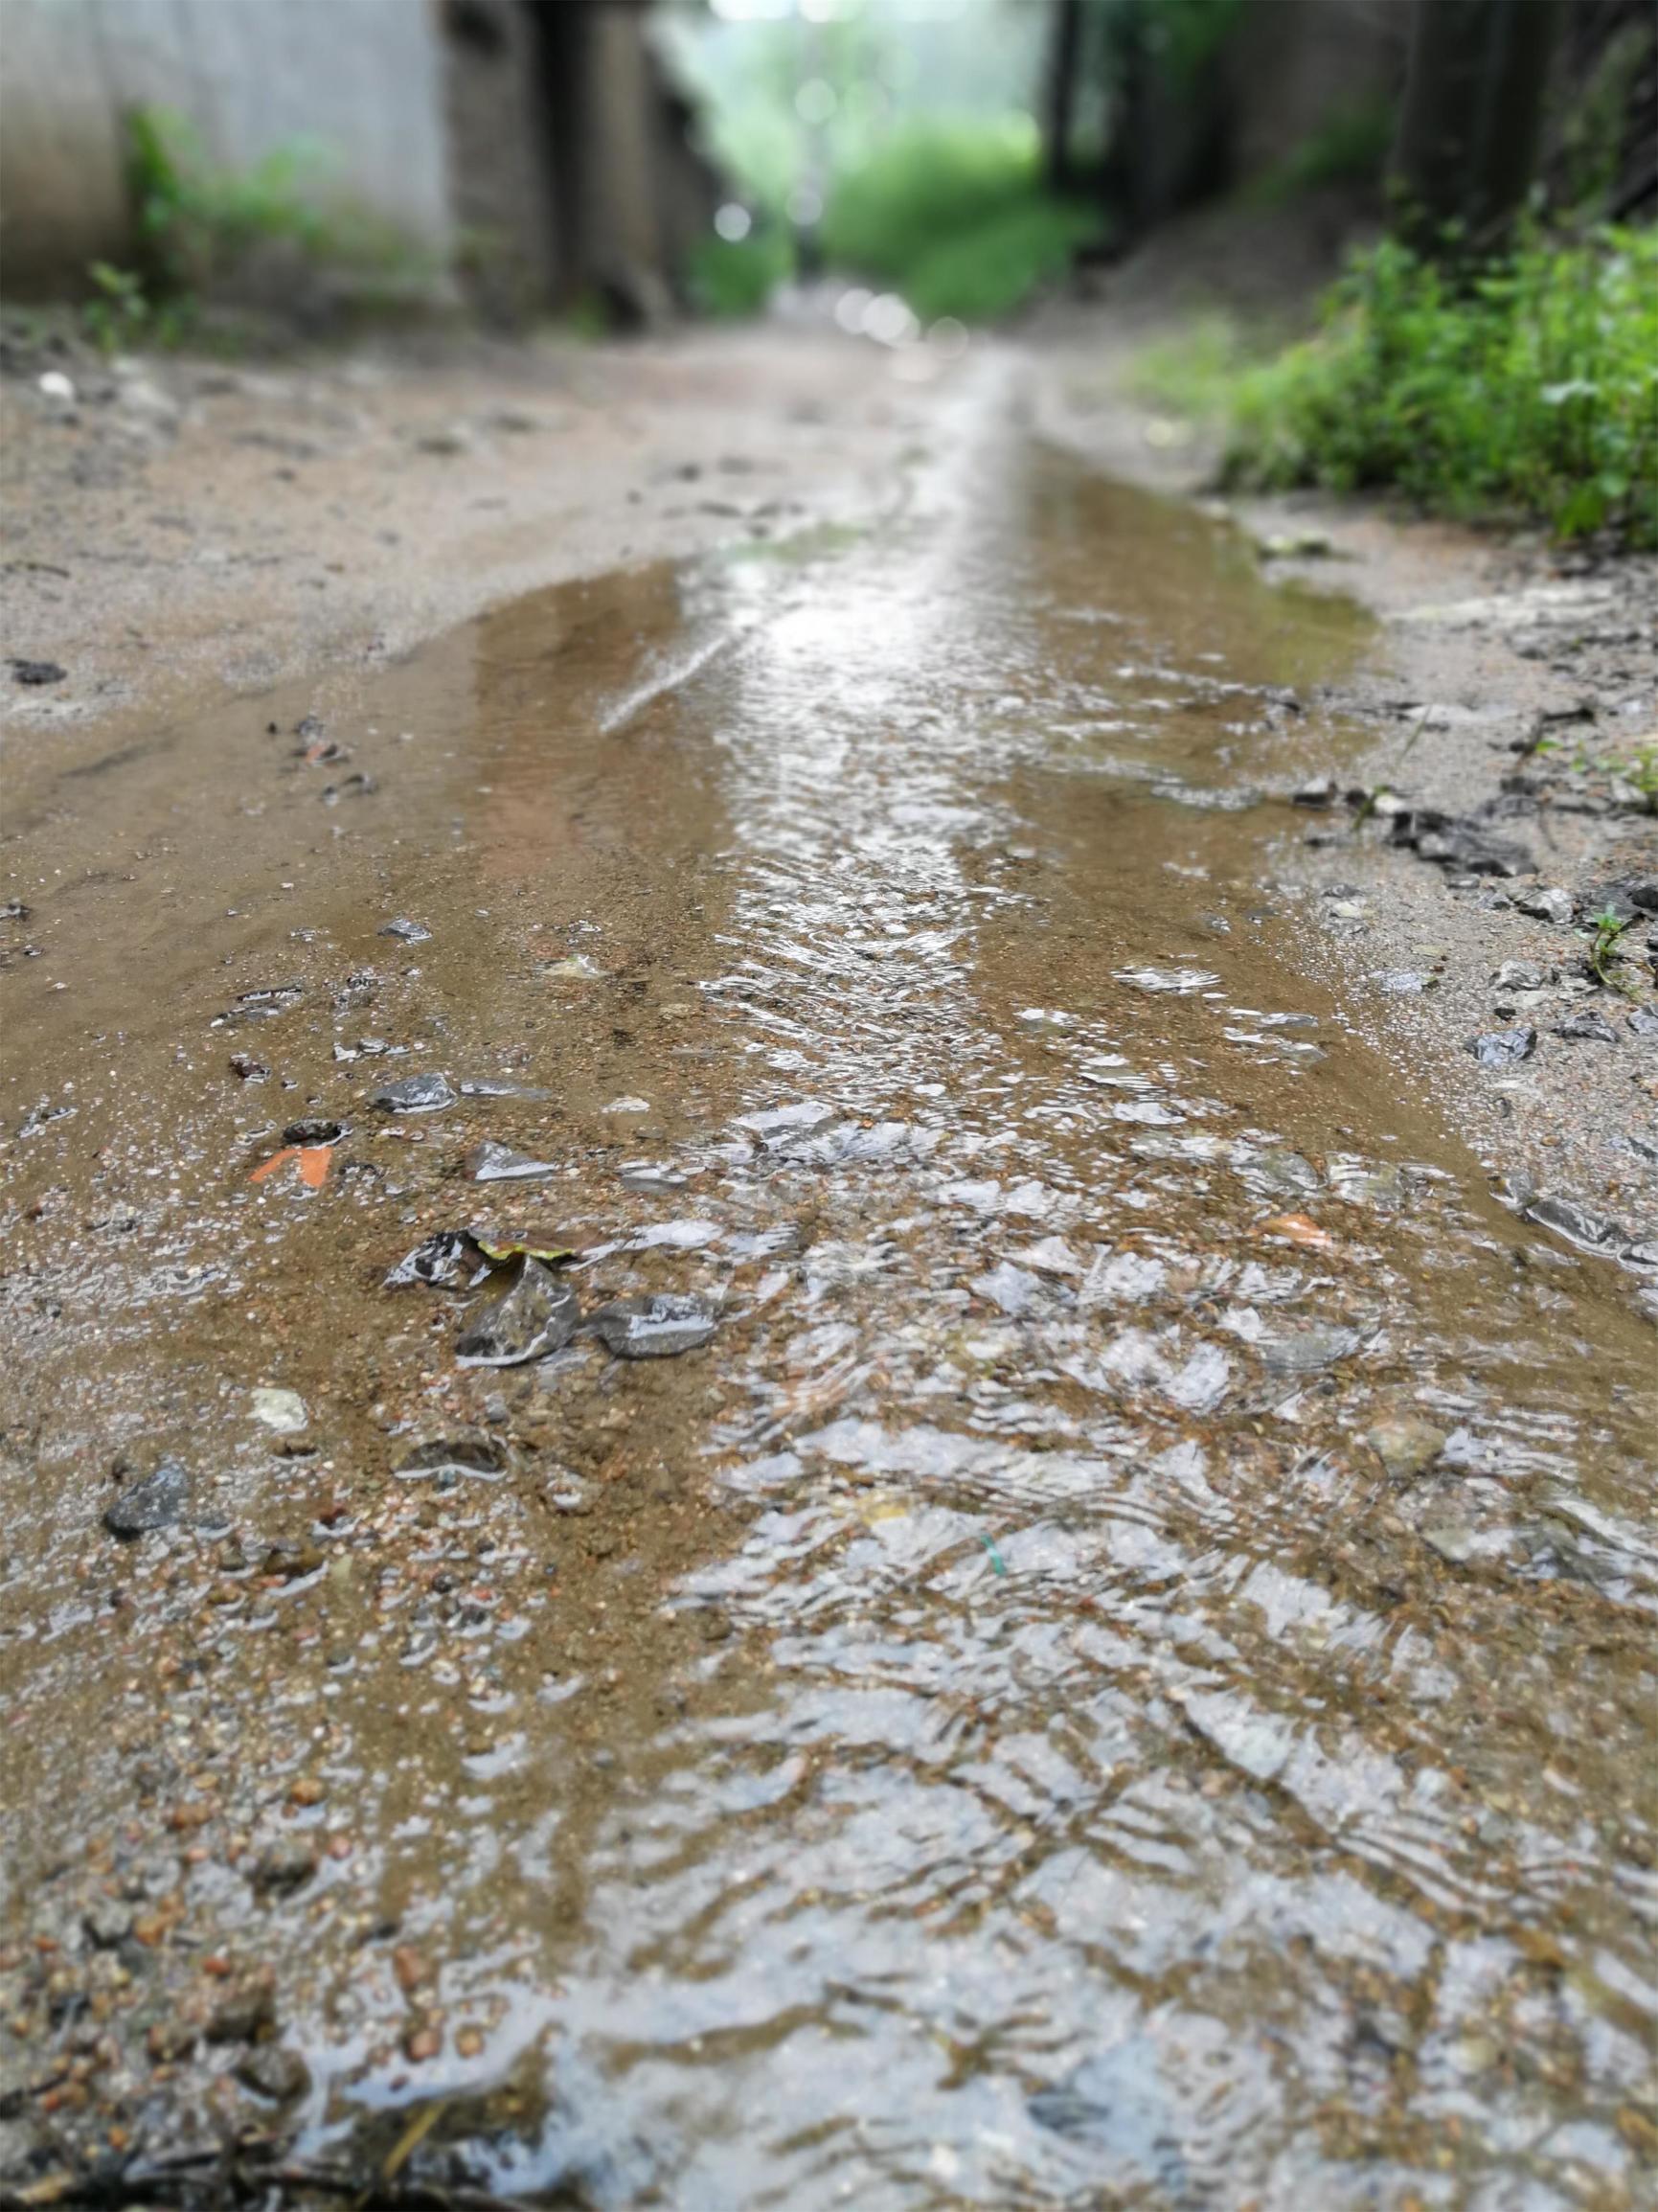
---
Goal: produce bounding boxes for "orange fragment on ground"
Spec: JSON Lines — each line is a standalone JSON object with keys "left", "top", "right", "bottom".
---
{"left": 249, "top": 1144, "right": 332, "bottom": 1189}
{"left": 1261, "top": 1212, "right": 1337, "bottom": 1251}
{"left": 249, "top": 1146, "right": 298, "bottom": 1183}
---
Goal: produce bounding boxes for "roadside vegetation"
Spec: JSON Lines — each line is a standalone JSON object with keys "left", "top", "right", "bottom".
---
{"left": 79, "top": 106, "right": 432, "bottom": 353}
{"left": 687, "top": 117, "right": 1101, "bottom": 327}
{"left": 1227, "top": 228, "right": 1658, "bottom": 547}
{"left": 1137, "top": 227, "right": 1658, "bottom": 550}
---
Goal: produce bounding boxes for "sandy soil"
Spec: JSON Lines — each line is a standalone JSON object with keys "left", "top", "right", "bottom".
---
{"left": 0, "top": 321, "right": 922, "bottom": 748}
{"left": 2, "top": 302, "right": 1654, "bottom": 2207}
{"left": 4, "top": 301, "right": 1654, "bottom": 1287}
{"left": 1036, "top": 308, "right": 1658, "bottom": 1294}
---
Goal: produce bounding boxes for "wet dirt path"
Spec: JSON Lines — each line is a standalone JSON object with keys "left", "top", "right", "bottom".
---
{"left": 2, "top": 369, "right": 1654, "bottom": 2210}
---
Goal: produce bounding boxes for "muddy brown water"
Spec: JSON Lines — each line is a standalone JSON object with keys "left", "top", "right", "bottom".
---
{"left": 2, "top": 403, "right": 1654, "bottom": 2210}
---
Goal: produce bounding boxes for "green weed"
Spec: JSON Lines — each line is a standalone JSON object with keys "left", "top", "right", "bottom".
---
{"left": 82, "top": 105, "right": 432, "bottom": 351}
{"left": 79, "top": 260, "right": 183, "bottom": 353}
{"left": 1618, "top": 747, "right": 1658, "bottom": 813}
{"left": 1585, "top": 907, "right": 1635, "bottom": 991}
{"left": 1221, "top": 228, "right": 1658, "bottom": 548}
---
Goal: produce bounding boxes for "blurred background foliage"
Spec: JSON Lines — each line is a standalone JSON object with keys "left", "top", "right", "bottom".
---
{"left": 660, "top": 0, "right": 1094, "bottom": 324}
{"left": 659, "top": 0, "right": 1656, "bottom": 544}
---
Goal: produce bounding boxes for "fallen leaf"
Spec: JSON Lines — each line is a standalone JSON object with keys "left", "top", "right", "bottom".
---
{"left": 1261, "top": 1212, "right": 1337, "bottom": 1251}
{"left": 472, "top": 1230, "right": 577, "bottom": 1264}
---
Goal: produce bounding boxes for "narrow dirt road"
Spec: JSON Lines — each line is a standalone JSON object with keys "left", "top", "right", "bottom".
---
{"left": 2, "top": 349, "right": 1654, "bottom": 2210}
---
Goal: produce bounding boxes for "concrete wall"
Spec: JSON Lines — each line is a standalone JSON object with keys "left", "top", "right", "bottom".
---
{"left": 0, "top": 0, "right": 452, "bottom": 292}
{"left": 441, "top": 0, "right": 559, "bottom": 319}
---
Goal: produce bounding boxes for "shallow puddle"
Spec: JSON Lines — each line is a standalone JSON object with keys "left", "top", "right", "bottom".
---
{"left": 2, "top": 396, "right": 1653, "bottom": 2210}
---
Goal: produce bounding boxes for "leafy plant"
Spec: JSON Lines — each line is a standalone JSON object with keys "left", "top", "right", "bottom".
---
{"left": 1221, "top": 227, "right": 1658, "bottom": 548}
{"left": 1585, "top": 907, "right": 1633, "bottom": 989}
{"left": 85, "top": 105, "right": 432, "bottom": 348}
{"left": 80, "top": 261, "right": 152, "bottom": 353}
{"left": 1617, "top": 747, "right": 1658, "bottom": 813}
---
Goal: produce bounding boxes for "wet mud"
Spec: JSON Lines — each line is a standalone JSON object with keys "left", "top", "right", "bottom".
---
{"left": 2, "top": 382, "right": 1654, "bottom": 2210}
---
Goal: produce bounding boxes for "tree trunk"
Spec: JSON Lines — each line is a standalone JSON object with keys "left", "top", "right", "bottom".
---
{"left": 1045, "top": 0, "right": 1084, "bottom": 192}
{"left": 1390, "top": 0, "right": 1563, "bottom": 255}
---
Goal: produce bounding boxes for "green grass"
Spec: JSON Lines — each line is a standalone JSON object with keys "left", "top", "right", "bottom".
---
{"left": 822, "top": 119, "right": 1101, "bottom": 325}
{"left": 1127, "top": 311, "right": 1260, "bottom": 419}
{"left": 686, "top": 229, "right": 793, "bottom": 320}
{"left": 1222, "top": 229, "right": 1658, "bottom": 547}
{"left": 901, "top": 197, "right": 1102, "bottom": 325}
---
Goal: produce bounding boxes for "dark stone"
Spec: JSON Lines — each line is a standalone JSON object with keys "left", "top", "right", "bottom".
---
{"left": 373, "top": 1072, "right": 456, "bottom": 1113}
{"left": 384, "top": 1230, "right": 485, "bottom": 1290}
{"left": 282, "top": 1117, "right": 343, "bottom": 1145}
{"left": 104, "top": 1461, "right": 189, "bottom": 1539}
{"left": 466, "top": 1139, "right": 556, "bottom": 1181}
{"left": 249, "top": 1840, "right": 317, "bottom": 1895}
{"left": 455, "top": 1258, "right": 579, "bottom": 1367}
{"left": 1522, "top": 1193, "right": 1623, "bottom": 1254}
{"left": 320, "top": 772, "right": 376, "bottom": 803}
{"left": 1512, "top": 885, "right": 1575, "bottom": 924}
{"left": 1467, "top": 1026, "right": 1536, "bottom": 1067}
{"left": 11, "top": 659, "right": 66, "bottom": 685}
{"left": 1491, "top": 960, "right": 1545, "bottom": 992}
{"left": 1446, "top": 832, "right": 1533, "bottom": 877}
{"left": 587, "top": 1292, "right": 719, "bottom": 1359}
{"left": 237, "top": 2044, "right": 310, "bottom": 2103}
{"left": 395, "top": 1436, "right": 508, "bottom": 1480}
{"left": 82, "top": 1904, "right": 133, "bottom": 1949}
{"left": 1554, "top": 1011, "right": 1619, "bottom": 1043}
{"left": 207, "top": 1973, "right": 276, "bottom": 2043}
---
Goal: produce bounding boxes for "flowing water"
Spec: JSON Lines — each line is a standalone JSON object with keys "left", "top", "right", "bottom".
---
{"left": 2, "top": 381, "right": 1653, "bottom": 2210}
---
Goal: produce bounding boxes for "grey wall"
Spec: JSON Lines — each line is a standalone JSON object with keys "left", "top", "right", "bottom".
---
{"left": 0, "top": 0, "right": 452, "bottom": 290}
